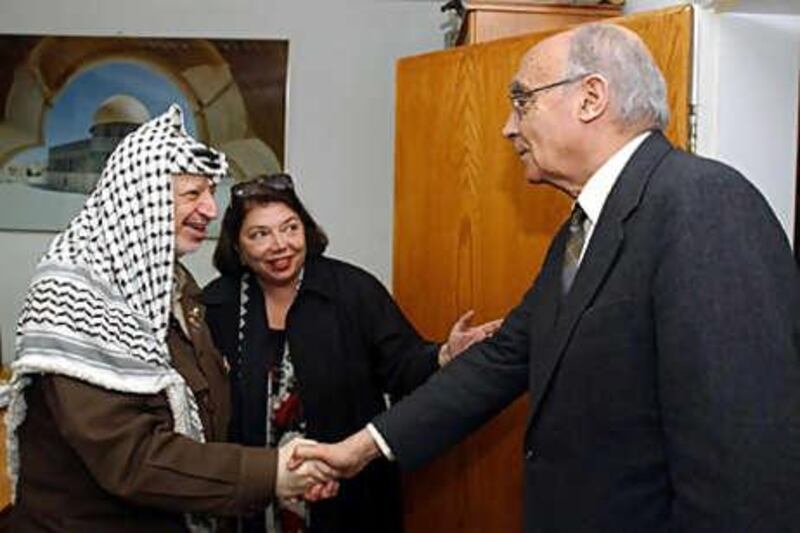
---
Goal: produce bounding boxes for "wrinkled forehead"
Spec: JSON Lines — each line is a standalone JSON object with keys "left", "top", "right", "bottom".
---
{"left": 511, "top": 34, "right": 571, "bottom": 89}
{"left": 172, "top": 172, "right": 217, "bottom": 192}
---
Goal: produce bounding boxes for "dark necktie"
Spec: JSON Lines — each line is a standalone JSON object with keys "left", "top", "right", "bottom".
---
{"left": 562, "top": 204, "right": 589, "bottom": 294}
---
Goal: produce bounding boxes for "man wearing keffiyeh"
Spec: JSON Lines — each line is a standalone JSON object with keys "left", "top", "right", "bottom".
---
{"left": 5, "top": 105, "right": 336, "bottom": 532}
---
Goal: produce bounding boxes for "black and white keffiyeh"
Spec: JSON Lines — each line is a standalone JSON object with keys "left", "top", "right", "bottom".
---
{"left": 6, "top": 105, "right": 226, "bottom": 528}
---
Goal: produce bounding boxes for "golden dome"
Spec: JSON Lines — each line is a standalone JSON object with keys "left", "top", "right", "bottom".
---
{"left": 92, "top": 95, "right": 151, "bottom": 126}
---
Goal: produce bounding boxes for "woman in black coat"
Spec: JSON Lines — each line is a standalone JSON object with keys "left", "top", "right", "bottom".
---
{"left": 203, "top": 173, "right": 499, "bottom": 532}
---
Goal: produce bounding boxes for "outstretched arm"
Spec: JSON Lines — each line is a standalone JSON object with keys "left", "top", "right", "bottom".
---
{"left": 289, "top": 429, "right": 381, "bottom": 489}
{"left": 438, "top": 310, "right": 503, "bottom": 366}
{"left": 39, "top": 375, "right": 278, "bottom": 515}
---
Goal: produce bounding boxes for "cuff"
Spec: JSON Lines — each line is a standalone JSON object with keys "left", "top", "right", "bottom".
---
{"left": 437, "top": 342, "right": 450, "bottom": 367}
{"left": 237, "top": 447, "right": 278, "bottom": 514}
{"left": 367, "top": 423, "right": 395, "bottom": 461}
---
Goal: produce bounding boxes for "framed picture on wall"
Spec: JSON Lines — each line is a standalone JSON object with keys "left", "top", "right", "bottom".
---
{"left": 0, "top": 35, "right": 289, "bottom": 234}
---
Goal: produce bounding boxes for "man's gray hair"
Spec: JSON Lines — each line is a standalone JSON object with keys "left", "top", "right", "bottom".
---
{"left": 565, "top": 23, "right": 669, "bottom": 130}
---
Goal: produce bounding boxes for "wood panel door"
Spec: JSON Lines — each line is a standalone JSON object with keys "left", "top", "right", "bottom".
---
{"left": 393, "top": 6, "right": 693, "bottom": 532}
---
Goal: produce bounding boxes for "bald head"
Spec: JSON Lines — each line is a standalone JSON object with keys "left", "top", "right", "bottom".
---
{"left": 517, "top": 24, "right": 668, "bottom": 131}
{"left": 565, "top": 23, "right": 669, "bottom": 131}
{"left": 502, "top": 23, "right": 669, "bottom": 192}
{"left": 518, "top": 31, "right": 572, "bottom": 81}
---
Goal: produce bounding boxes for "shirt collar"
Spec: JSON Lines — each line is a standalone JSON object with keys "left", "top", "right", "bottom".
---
{"left": 576, "top": 131, "right": 651, "bottom": 226}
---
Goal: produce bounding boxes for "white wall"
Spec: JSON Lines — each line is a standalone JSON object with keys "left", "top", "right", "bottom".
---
{"left": 0, "top": 233, "right": 51, "bottom": 363}
{"left": 627, "top": 0, "right": 799, "bottom": 243}
{"left": 0, "top": 0, "right": 446, "bottom": 363}
{"left": 708, "top": 13, "right": 799, "bottom": 240}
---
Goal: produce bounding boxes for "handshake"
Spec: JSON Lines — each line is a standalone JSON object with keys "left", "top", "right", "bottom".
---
{"left": 275, "top": 428, "right": 380, "bottom": 501}
{"left": 273, "top": 312, "right": 502, "bottom": 502}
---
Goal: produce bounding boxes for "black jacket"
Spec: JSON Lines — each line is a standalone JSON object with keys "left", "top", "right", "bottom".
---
{"left": 373, "top": 132, "right": 800, "bottom": 532}
{"left": 203, "top": 256, "right": 440, "bottom": 532}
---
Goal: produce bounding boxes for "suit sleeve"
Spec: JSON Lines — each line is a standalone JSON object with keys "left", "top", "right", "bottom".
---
{"left": 371, "top": 282, "right": 536, "bottom": 470}
{"left": 43, "top": 374, "right": 277, "bottom": 516}
{"left": 653, "top": 169, "right": 800, "bottom": 529}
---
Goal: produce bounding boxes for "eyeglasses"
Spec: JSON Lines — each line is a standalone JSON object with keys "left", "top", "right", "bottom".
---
{"left": 231, "top": 173, "right": 294, "bottom": 199}
{"left": 509, "top": 73, "right": 589, "bottom": 119}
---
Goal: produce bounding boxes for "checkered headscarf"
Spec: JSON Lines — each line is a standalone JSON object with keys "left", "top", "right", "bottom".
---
{"left": 7, "top": 106, "right": 226, "bottom": 528}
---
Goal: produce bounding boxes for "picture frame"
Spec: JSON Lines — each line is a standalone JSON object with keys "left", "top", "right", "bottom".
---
{"left": 0, "top": 34, "right": 289, "bottom": 234}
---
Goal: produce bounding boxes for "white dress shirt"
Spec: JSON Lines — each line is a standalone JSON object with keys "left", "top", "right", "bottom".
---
{"left": 574, "top": 131, "right": 651, "bottom": 264}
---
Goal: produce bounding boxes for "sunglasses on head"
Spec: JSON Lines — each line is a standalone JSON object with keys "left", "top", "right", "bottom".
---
{"left": 231, "top": 173, "right": 294, "bottom": 199}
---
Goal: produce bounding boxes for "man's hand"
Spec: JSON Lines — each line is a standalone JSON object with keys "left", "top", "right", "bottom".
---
{"left": 289, "top": 429, "right": 381, "bottom": 483}
{"left": 276, "top": 438, "right": 339, "bottom": 499}
{"left": 439, "top": 310, "right": 503, "bottom": 366}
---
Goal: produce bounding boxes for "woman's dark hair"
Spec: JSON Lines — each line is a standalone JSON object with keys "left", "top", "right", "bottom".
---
{"left": 213, "top": 173, "right": 328, "bottom": 277}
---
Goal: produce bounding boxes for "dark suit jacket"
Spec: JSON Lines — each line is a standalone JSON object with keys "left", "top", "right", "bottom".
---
{"left": 373, "top": 132, "right": 800, "bottom": 532}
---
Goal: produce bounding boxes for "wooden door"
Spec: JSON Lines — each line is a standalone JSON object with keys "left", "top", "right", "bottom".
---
{"left": 393, "top": 6, "right": 692, "bottom": 532}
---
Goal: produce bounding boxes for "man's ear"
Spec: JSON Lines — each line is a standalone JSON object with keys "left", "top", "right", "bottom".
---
{"left": 577, "top": 74, "right": 609, "bottom": 123}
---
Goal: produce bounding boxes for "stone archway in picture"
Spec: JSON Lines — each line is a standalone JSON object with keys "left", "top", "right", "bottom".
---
{"left": 0, "top": 36, "right": 284, "bottom": 181}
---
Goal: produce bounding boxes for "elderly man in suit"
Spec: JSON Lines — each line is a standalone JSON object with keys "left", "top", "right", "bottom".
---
{"left": 293, "top": 23, "right": 800, "bottom": 531}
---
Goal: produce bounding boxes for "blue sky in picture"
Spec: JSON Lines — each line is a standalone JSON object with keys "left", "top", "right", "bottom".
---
{"left": 13, "top": 61, "right": 195, "bottom": 164}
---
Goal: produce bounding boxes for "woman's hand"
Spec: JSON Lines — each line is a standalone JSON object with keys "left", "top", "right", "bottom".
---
{"left": 438, "top": 310, "right": 503, "bottom": 366}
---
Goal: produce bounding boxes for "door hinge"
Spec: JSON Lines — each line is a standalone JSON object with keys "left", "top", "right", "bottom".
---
{"left": 688, "top": 103, "right": 699, "bottom": 154}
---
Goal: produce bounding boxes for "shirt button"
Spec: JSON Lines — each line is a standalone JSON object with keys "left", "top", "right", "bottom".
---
{"left": 524, "top": 448, "right": 537, "bottom": 461}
